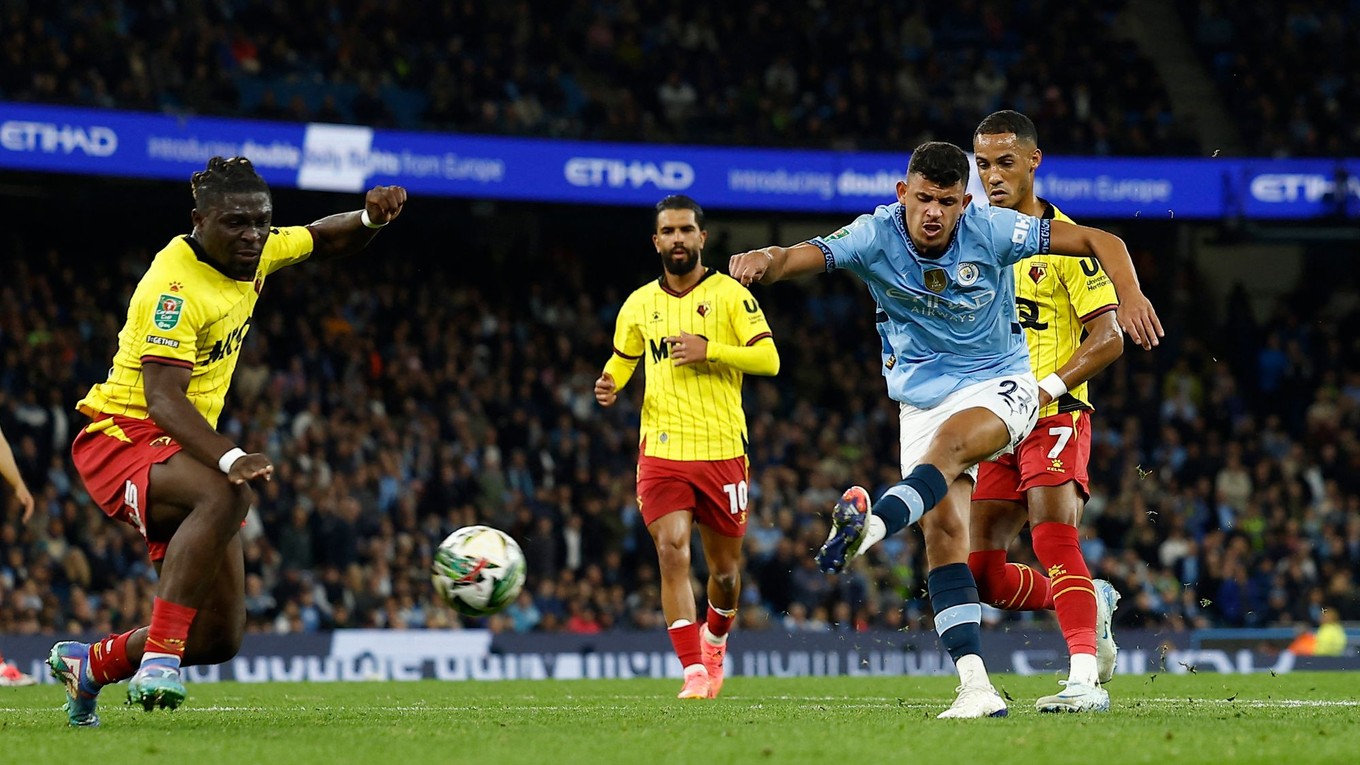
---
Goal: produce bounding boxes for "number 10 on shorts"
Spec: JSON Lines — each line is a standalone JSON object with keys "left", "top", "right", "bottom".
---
{"left": 722, "top": 481, "right": 748, "bottom": 514}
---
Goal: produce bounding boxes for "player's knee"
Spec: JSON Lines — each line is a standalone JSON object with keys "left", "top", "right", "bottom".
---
{"left": 204, "top": 481, "right": 253, "bottom": 523}
{"left": 711, "top": 568, "right": 739, "bottom": 595}
{"left": 654, "top": 536, "right": 690, "bottom": 572}
{"left": 229, "top": 482, "right": 255, "bottom": 517}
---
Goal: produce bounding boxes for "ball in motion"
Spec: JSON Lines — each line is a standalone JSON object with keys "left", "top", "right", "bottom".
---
{"left": 432, "top": 525, "right": 527, "bottom": 617}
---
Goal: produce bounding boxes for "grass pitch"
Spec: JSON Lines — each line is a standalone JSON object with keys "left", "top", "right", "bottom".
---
{"left": 3, "top": 672, "right": 1356, "bottom": 765}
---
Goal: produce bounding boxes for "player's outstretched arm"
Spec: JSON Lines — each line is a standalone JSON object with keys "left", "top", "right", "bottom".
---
{"left": 1047, "top": 221, "right": 1164, "bottom": 350}
{"left": 144, "top": 363, "right": 273, "bottom": 484}
{"left": 728, "top": 243, "right": 827, "bottom": 286}
{"left": 306, "top": 185, "right": 408, "bottom": 262}
{"left": 0, "top": 425, "right": 34, "bottom": 523}
{"left": 1041, "top": 311, "right": 1123, "bottom": 408}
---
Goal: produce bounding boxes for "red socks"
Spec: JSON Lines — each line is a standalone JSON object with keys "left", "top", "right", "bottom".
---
{"left": 706, "top": 603, "right": 736, "bottom": 640}
{"left": 1031, "top": 522, "right": 1097, "bottom": 656}
{"left": 968, "top": 549, "right": 1053, "bottom": 611}
{"left": 143, "top": 597, "right": 197, "bottom": 664}
{"left": 89, "top": 630, "right": 138, "bottom": 685}
{"left": 667, "top": 622, "right": 702, "bottom": 669}
{"left": 968, "top": 525, "right": 1097, "bottom": 657}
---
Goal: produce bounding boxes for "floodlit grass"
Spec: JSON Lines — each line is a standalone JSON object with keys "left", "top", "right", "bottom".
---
{"left": 3, "top": 672, "right": 1356, "bottom": 765}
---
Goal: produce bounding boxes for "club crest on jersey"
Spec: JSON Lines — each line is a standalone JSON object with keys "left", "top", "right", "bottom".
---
{"left": 153, "top": 294, "right": 184, "bottom": 330}
{"left": 957, "top": 263, "right": 979, "bottom": 286}
{"left": 1029, "top": 262, "right": 1048, "bottom": 283}
{"left": 923, "top": 268, "right": 948, "bottom": 293}
{"left": 696, "top": 301, "right": 712, "bottom": 317}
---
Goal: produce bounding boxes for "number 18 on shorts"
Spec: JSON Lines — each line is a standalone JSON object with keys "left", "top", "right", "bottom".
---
{"left": 636, "top": 454, "right": 750, "bottom": 537}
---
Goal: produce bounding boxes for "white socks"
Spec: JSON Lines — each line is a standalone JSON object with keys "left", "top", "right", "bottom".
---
{"left": 955, "top": 654, "right": 990, "bottom": 688}
{"left": 860, "top": 514, "right": 887, "bottom": 556}
{"left": 1069, "top": 653, "right": 1099, "bottom": 687}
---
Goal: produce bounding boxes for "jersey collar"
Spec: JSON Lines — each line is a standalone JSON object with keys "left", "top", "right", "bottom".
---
{"left": 183, "top": 235, "right": 253, "bottom": 282}
{"left": 658, "top": 266, "right": 715, "bottom": 297}
{"left": 1037, "top": 197, "right": 1058, "bottom": 220}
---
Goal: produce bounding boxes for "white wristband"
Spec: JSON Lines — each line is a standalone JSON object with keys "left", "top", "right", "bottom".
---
{"left": 218, "top": 447, "right": 247, "bottom": 474}
{"left": 360, "top": 209, "right": 388, "bottom": 229}
{"left": 1038, "top": 373, "right": 1068, "bottom": 400}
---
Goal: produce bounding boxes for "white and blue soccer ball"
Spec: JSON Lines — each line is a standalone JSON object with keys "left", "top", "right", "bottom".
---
{"left": 432, "top": 525, "right": 527, "bottom": 617}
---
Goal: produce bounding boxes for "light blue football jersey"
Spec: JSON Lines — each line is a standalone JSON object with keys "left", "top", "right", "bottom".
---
{"left": 810, "top": 202, "right": 1052, "bottom": 409}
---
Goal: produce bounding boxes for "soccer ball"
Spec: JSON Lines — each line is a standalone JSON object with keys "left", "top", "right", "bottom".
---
{"left": 432, "top": 525, "right": 527, "bottom": 617}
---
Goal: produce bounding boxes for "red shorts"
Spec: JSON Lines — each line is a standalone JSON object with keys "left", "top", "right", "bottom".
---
{"left": 975, "top": 410, "right": 1092, "bottom": 503}
{"left": 71, "top": 415, "right": 183, "bottom": 561}
{"left": 636, "top": 454, "right": 749, "bottom": 537}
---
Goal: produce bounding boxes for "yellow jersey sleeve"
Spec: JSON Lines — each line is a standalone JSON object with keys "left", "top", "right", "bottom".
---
{"left": 611, "top": 291, "right": 647, "bottom": 361}
{"left": 726, "top": 281, "right": 774, "bottom": 347}
{"left": 132, "top": 282, "right": 201, "bottom": 369}
{"left": 1060, "top": 255, "right": 1119, "bottom": 323}
{"left": 261, "top": 226, "right": 314, "bottom": 276}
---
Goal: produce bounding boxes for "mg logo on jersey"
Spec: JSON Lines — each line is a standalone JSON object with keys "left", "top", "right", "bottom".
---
{"left": 649, "top": 338, "right": 670, "bottom": 363}
{"left": 563, "top": 158, "right": 695, "bottom": 190}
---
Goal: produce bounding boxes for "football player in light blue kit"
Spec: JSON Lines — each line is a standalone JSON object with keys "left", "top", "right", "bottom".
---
{"left": 729, "top": 142, "right": 1162, "bottom": 719}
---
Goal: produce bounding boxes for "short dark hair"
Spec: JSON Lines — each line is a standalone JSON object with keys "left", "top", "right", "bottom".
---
{"left": 906, "top": 142, "right": 970, "bottom": 189}
{"left": 655, "top": 194, "right": 704, "bottom": 229}
{"left": 975, "top": 110, "right": 1040, "bottom": 146}
{"left": 191, "top": 156, "right": 270, "bottom": 208}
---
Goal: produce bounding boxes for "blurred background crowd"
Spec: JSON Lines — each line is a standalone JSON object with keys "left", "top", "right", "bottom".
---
{"left": 1, "top": 210, "right": 1357, "bottom": 640}
{"left": 1, "top": 0, "right": 1357, "bottom": 645}
{"left": 12, "top": 0, "right": 1340, "bottom": 155}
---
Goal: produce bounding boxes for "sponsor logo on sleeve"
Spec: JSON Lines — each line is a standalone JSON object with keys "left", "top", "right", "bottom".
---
{"left": 153, "top": 294, "right": 185, "bottom": 330}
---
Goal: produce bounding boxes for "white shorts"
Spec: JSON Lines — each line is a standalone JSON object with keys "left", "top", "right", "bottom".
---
{"left": 898, "top": 373, "right": 1040, "bottom": 481}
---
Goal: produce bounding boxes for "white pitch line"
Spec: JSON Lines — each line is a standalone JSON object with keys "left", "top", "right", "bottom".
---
{"left": 2, "top": 697, "right": 1356, "bottom": 714}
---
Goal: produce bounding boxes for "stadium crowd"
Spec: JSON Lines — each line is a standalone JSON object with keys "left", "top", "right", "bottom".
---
{"left": 1181, "top": 0, "right": 1360, "bottom": 157}
{"left": 1, "top": 224, "right": 1357, "bottom": 640}
{"left": 2, "top": 0, "right": 1197, "bottom": 155}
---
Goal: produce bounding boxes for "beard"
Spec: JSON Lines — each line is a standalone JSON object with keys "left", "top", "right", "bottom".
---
{"left": 661, "top": 246, "right": 701, "bottom": 276}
